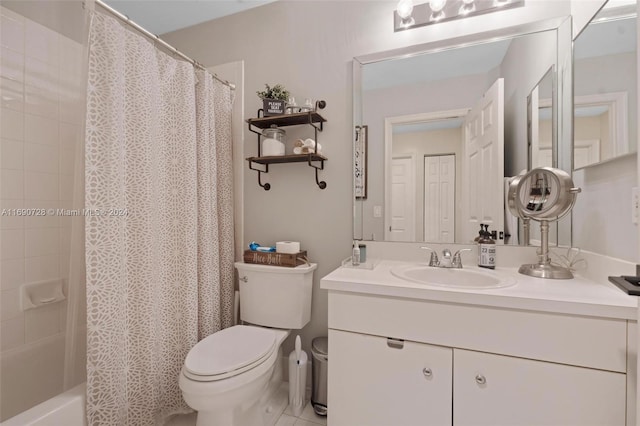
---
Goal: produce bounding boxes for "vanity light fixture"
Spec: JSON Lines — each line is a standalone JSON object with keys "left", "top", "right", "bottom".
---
{"left": 397, "top": 0, "right": 416, "bottom": 27}
{"left": 429, "top": 0, "right": 447, "bottom": 20}
{"left": 459, "top": 0, "right": 475, "bottom": 14}
{"left": 394, "top": 0, "right": 524, "bottom": 32}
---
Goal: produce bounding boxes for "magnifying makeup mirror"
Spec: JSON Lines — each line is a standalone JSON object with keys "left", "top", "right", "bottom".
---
{"left": 512, "top": 167, "right": 581, "bottom": 279}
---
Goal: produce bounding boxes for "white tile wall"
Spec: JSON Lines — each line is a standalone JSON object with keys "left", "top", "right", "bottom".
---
{"left": 25, "top": 85, "right": 58, "bottom": 119}
{"left": 24, "top": 143, "right": 58, "bottom": 173}
{"left": 1, "top": 10, "right": 24, "bottom": 53}
{"left": 24, "top": 114, "right": 58, "bottom": 146}
{"left": 1, "top": 288, "right": 21, "bottom": 321}
{"left": 25, "top": 304, "right": 61, "bottom": 343}
{"left": 0, "top": 6, "right": 82, "bottom": 361}
{"left": 1, "top": 229, "right": 24, "bottom": 260}
{"left": 1, "top": 77, "right": 24, "bottom": 111}
{"left": 24, "top": 20, "right": 58, "bottom": 66}
{"left": 1, "top": 139, "right": 23, "bottom": 170}
{"left": 24, "top": 171, "right": 59, "bottom": 201}
{"left": 0, "top": 199, "right": 23, "bottom": 230}
{"left": 1, "top": 258, "right": 24, "bottom": 290}
{"left": 1, "top": 107, "right": 24, "bottom": 141}
{"left": 1, "top": 316, "right": 25, "bottom": 350}
{"left": 1, "top": 170, "right": 23, "bottom": 200}
{"left": 24, "top": 255, "right": 60, "bottom": 285}
{"left": 1, "top": 47, "right": 24, "bottom": 82}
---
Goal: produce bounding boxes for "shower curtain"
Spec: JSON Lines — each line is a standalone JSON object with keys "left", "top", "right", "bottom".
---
{"left": 84, "top": 12, "right": 235, "bottom": 425}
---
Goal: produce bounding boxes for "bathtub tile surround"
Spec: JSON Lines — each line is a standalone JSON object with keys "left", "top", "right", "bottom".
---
{"left": 0, "top": 5, "right": 83, "bottom": 421}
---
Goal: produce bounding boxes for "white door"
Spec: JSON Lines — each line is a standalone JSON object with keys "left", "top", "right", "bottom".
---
{"left": 328, "top": 329, "right": 453, "bottom": 426}
{"left": 462, "top": 78, "right": 504, "bottom": 243}
{"left": 528, "top": 86, "right": 540, "bottom": 169}
{"left": 424, "top": 155, "right": 455, "bottom": 242}
{"left": 387, "top": 156, "right": 416, "bottom": 241}
{"left": 454, "top": 349, "right": 626, "bottom": 426}
{"left": 574, "top": 139, "right": 600, "bottom": 169}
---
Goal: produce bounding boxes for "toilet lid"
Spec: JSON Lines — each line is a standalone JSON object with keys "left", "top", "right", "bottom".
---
{"left": 184, "top": 325, "right": 276, "bottom": 377}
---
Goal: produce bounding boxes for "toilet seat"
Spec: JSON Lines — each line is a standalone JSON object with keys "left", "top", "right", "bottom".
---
{"left": 183, "top": 325, "right": 277, "bottom": 382}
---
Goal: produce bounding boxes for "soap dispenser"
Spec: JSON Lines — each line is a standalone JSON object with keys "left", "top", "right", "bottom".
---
{"left": 478, "top": 224, "right": 496, "bottom": 269}
{"left": 352, "top": 240, "right": 361, "bottom": 266}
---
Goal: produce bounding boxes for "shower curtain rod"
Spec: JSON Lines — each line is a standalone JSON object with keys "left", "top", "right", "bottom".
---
{"left": 91, "top": 0, "right": 236, "bottom": 90}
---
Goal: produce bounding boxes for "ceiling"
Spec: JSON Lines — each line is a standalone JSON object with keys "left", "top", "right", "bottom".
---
{"left": 103, "top": 0, "right": 276, "bottom": 35}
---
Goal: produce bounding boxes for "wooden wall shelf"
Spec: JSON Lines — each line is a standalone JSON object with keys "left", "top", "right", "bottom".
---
{"left": 246, "top": 102, "right": 328, "bottom": 190}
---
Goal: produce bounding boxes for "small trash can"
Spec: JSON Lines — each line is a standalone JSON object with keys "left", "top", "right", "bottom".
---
{"left": 311, "top": 336, "right": 328, "bottom": 416}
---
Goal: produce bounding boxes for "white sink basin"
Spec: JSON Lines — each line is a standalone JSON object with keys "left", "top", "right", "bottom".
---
{"left": 391, "top": 264, "right": 516, "bottom": 289}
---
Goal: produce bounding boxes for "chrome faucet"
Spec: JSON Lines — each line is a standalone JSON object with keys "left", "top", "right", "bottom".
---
{"left": 452, "top": 249, "right": 472, "bottom": 268}
{"left": 420, "top": 247, "right": 439, "bottom": 267}
{"left": 421, "top": 247, "right": 471, "bottom": 269}
{"left": 440, "top": 249, "right": 452, "bottom": 268}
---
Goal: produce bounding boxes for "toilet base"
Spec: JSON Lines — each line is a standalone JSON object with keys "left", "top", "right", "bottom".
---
{"left": 193, "top": 355, "right": 286, "bottom": 426}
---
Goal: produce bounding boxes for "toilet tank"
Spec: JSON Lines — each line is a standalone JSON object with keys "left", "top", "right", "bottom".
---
{"left": 234, "top": 262, "right": 317, "bottom": 329}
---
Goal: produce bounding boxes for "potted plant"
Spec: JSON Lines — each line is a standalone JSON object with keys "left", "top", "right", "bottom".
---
{"left": 257, "top": 84, "right": 290, "bottom": 116}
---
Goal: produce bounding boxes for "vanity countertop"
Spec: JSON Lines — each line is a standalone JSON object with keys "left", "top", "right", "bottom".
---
{"left": 321, "top": 260, "right": 638, "bottom": 321}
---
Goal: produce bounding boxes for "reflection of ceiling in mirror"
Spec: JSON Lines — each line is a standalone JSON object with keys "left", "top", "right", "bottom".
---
{"left": 393, "top": 118, "right": 464, "bottom": 134}
{"left": 574, "top": 16, "right": 636, "bottom": 60}
{"left": 574, "top": 105, "right": 610, "bottom": 117}
{"left": 362, "top": 39, "right": 511, "bottom": 90}
{"left": 539, "top": 105, "right": 609, "bottom": 121}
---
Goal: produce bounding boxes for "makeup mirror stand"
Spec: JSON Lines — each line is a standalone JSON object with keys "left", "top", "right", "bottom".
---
{"left": 519, "top": 220, "right": 573, "bottom": 279}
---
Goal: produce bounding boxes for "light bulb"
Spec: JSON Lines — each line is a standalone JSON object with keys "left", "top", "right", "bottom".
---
{"left": 460, "top": 0, "right": 475, "bottom": 14}
{"left": 429, "top": 0, "right": 447, "bottom": 13}
{"left": 396, "top": 0, "right": 414, "bottom": 20}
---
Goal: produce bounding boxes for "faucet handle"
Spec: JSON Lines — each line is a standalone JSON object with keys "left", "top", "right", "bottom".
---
{"left": 420, "top": 246, "right": 439, "bottom": 267}
{"left": 452, "top": 248, "right": 472, "bottom": 268}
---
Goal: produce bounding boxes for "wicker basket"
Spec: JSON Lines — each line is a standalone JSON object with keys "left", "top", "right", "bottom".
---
{"left": 243, "top": 250, "right": 308, "bottom": 267}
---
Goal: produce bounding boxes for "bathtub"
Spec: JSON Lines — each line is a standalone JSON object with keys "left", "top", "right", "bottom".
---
{"left": 1, "top": 383, "right": 87, "bottom": 426}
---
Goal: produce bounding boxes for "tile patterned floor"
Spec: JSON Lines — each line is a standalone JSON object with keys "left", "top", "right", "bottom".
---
{"left": 166, "top": 382, "right": 327, "bottom": 426}
{"left": 276, "top": 398, "right": 327, "bottom": 426}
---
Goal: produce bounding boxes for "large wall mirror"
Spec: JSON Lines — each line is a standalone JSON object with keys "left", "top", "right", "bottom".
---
{"left": 353, "top": 17, "right": 573, "bottom": 246}
{"left": 573, "top": 2, "right": 637, "bottom": 168}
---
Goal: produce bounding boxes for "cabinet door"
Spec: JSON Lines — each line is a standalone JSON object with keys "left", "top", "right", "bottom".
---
{"left": 328, "top": 329, "right": 452, "bottom": 426}
{"left": 453, "top": 349, "right": 626, "bottom": 426}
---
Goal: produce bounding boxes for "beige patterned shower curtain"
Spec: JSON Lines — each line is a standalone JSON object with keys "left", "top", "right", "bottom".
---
{"left": 85, "top": 12, "right": 234, "bottom": 425}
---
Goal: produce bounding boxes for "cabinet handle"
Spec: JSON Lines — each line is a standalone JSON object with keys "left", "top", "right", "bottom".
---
{"left": 386, "top": 338, "right": 404, "bottom": 349}
{"left": 422, "top": 367, "right": 432, "bottom": 377}
{"left": 239, "top": 276, "right": 248, "bottom": 282}
{"left": 475, "top": 374, "right": 486, "bottom": 385}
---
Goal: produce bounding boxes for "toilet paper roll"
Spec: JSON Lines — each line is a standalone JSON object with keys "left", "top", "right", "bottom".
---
{"left": 276, "top": 241, "right": 301, "bottom": 254}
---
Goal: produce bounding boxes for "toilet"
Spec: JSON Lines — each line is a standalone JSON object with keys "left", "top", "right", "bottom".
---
{"left": 179, "top": 261, "right": 317, "bottom": 426}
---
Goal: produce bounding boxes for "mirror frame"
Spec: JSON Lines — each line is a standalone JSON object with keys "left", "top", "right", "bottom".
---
{"left": 571, "top": 3, "right": 637, "bottom": 170}
{"left": 352, "top": 16, "right": 574, "bottom": 245}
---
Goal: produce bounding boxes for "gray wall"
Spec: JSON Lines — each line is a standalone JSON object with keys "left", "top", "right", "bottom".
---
{"left": 163, "top": 0, "right": 615, "bottom": 355}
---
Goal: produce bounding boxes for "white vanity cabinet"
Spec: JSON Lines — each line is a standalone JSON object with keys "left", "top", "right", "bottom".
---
{"left": 453, "top": 349, "right": 626, "bottom": 426}
{"left": 325, "top": 288, "right": 633, "bottom": 426}
{"left": 329, "top": 329, "right": 452, "bottom": 426}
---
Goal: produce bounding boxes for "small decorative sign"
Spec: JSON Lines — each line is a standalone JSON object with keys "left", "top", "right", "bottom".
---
{"left": 354, "top": 125, "right": 368, "bottom": 199}
{"left": 263, "top": 99, "right": 286, "bottom": 116}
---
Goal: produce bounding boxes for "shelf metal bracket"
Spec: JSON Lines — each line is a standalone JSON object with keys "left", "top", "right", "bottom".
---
{"left": 248, "top": 160, "right": 270, "bottom": 191}
{"left": 307, "top": 156, "right": 327, "bottom": 189}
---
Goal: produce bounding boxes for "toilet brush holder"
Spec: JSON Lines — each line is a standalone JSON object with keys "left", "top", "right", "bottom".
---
{"left": 288, "top": 335, "right": 308, "bottom": 417}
